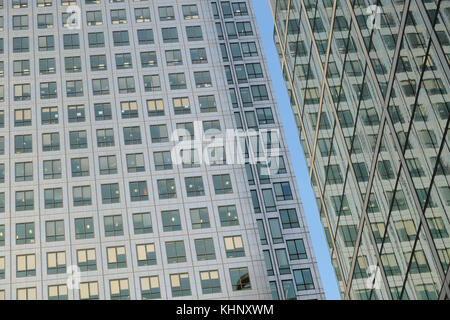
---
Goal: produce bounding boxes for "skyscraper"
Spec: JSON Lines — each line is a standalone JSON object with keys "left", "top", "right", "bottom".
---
{"left": 0, "top": 0, "right": 323, "bottom": 300}
{"left": 270, "top": 0, "right": 449, "bottom": 299}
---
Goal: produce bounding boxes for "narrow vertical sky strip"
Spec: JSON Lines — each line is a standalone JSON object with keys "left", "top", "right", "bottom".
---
{"left": 252, "top": 0, "right": 340, "bottom": 300}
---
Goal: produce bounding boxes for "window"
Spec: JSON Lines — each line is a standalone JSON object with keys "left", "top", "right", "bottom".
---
{"left": 37, "top": 13, "right": 53, "bottom": 29}
{"left": 14, "top": 60, "right": 30, "bottom": 76}
{"left": 166, "top": 241, "right": 186, "bottom": 263}
{"left": 0, "top": 225, "right": 4, "bottom": 246}
{"left": 150, "top": 125, "right": 169, "bottom": 143}
{"left": 159, "top": 6, "right": 175, "bottom": 21}
{"left": 200, "top": 270, "right": 220, "bottom": 294}
{"left": 110, "top": 9, "right": 126, "bottom": 24}
{"left": 191, "top": 48, "right": 207, "bottom": 64}
{"left": 96, "top": 128, "right": 114, "bottom": 147}
{"left": 287, "top": 239, "right": 307, "bottom": 260}
{"left": 15, "top": 162, "right": 33, "bottom": 182}
{"left": 162, "top": 27, "right": 178, "bottom": 43}
{"left": 246, "top": 63, "right": 263, "bottom": 79}
{"left": 86, "top": 10, "right": 102, "bottom": 26}
{"left": 147, "top": 99, "right": 164, "bottom": 117}
{"left": 141, "top": 51, "right": 157, "bottom": 68}
{"left": 158, "top": 179, "right": 177, "bottom": 199}
{"left": 273, "top": 182, "right": 293, "bottom": 201}
{"left": 242, "top": 42, "right": 258, "bottom": 57}
{"left": 183, "top": 5, "right": 199, "bottom": 20}
{"left": 16, "top": 222, "right": 35, "bottom": 244}
{"left": 162, "top": 210, "right": 181, "bottom": 231}
{"left": 63, "top": 34, "right": 80, "bottom": 49}
{"left": 15, "top": 135, "right": 32, "bottom": 154}
{"left": 275, "top": 249, "right": 290, "bottom": 274}
{"left": 126, "top": 153, "right": 145, "bottom": 173}
{"left": 71, "top": 158, "right": 89, "bottom": 177}
{"left": 185, "top": 177, "right": 204, "bottom": 197}
{"left": 262, "top": 189, "right": 276, "bottom": 212}
{"left": 294, "top": 268, "right": 315, "bottom": 290}
{"left": 45, "top": 220, "right": 64, "bottom": 242}
{"left": 92, "top": 78, "right": 109, "bottom": 95}
{"left": 88, "top": 32, "right": 104, "bottom": 48}
{"left": 173, "top": 97, "right": 190, "bottom": 115}
{"left": 282, "top": 280, "right": 296, "bottom": 300}
{"left": 16, "top": 254, "right": 36, "bottom": 277}
{"left": 107, "top": 246, "right": 127, "bottom": 269}
{"left": 73, "top": 186, "right": 92, "bottom": 206}
{"left": 123, "top": 127, "right": 141, "bottom": 145}
{"left": 199, "top": 95, "right": 217, "bottom": 113}
{"left": 195, "top": 238, "right": 216, "bottom": 261}
{"left": 68, "top": 105, "right": 85, "bottom": 123}
{"left": 66, "top": 80, "right": 83, "bottom": 97}
{"left": 17, "top": 287, "right": 37, "bottom": 300}
{"left": 194, "top": 71, "right": 212, "bottom": 88}
{"left": 110, "top": 279, "right": 129, "bottom": 300}
{"left": 90, "top": 55, "right": 107, "bottom": 71}
{"left": 104, "top": 215, "right": 123, "bottom": 237}
{"left": 129, "top": 181, "right": 148, "bottom": 201}
{"left": 136, "top": 243, "right": 156, "bottom": 266}
{"left": 39, "top": 35, "right": 54, "bottom": 51}
{"left": 268, "top": 218, "right": 283, "bottom": 243}
{"left": 331, "top": 195, "right": 351, "bottom": 216}
{"left": 224, "top": 235, "right": 245, "bottom": 258}
{"left": 80, "top": 282, "right": 99, "bottom": 300}
{"left": 340, "top": 225, "right": 358, "bottom": 247}
{"left": 95, "top": 103, "right": 112, "bottom": 121}
{"left": 47, "top": 251, "right": 66, "bottom": 274}
{"left": 116, "top": 53, "right": 132, "bottom": 70}
{"left": 14, "top": 83, "right": 31, "bottom": 101}
{"left": 64, "top": 56, "right": 81, "bottom": 73}
{"left": 140, "top": 276, "right": 161, "bottom": 300}
{"left": 170, "top": 273, "right": 191, "bottom": 297}
{"left": 13, "top": 37, "right": 29, "bottom": 53}
{"left": 47, "top": 284, "right": 65, "bottom": 300}
{"left": 166, "top": 49, "right": 183, "bottom": 66}
{"left": 186, "top": 26, "right": 203, "bottom": 41}
{"left": 169, "top": 73, "right": 187, "bottom": 90}
{"left": 70, "top": 131, "right": 87, "bottom": 149}
{"left": 135, "top": 7, "right": 151, "bottom": 23}
{"left": 218, "top": 205, "right": 239, "bottom": 226}
{"left": 113, "top": 31, "right": 129, "bottom": 46}
{"left": 133, "top": 212, "right": 152, "bottom": 234}
{"left": 137, "top": 29, "right": 154, "bottom": 44}
{"left": 101, "top": 183, "right": 120, "bottom": 204}
{"left": 121, "top": 101, "right": 138, "bottom": 118}
{"left": 43, "top": 160, "right": 61, "bottom": 180}
{"left": 190, "top": 208, "right": 210, "bottom": 229}
{"left": 40, "top": 82, "right": 57, "bottom": 99}
{"left": 230, "top": 267, "right": 251, "bottom": 291}
{"left": 213, "top": 174, "right": 232, "bottom": 194}
{"left": 15, "top": 190, "right": 34, "bottom": 211}
{"left": 143, "top": 74, "right": 161, "bottom": 91}
{"left": 44, "top": 188, "right": 63, "bottom": 209}
{"left": 77, "top": 249, "right": 96, "bottom": 271}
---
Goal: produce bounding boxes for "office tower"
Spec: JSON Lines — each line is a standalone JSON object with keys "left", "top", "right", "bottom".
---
{"left": 0, "top": 0, "right": 323, "bottom": 300}
{"left": 270, "top": 0, "right": 450, "bottom": 300}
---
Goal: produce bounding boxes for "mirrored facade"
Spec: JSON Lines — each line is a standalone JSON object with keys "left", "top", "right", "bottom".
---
{"left": 270, "top": 0, "right": 449, "bottom": 299}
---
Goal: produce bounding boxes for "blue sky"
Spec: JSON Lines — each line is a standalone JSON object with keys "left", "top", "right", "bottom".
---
{"left": 252, "top": 0, "right": 341, "bottom": 300}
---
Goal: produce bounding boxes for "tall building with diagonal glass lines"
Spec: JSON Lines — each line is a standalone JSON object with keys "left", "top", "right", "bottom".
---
{"left": 270, "top": 0, "right": 449, "bottom": 299}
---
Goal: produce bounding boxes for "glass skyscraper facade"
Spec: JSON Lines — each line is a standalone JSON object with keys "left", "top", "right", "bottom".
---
{"left": 271, "top": 0, "right": 449, "bottom": 299}
{"left": 0, "top": 0, "right": 323, "bottom": 300}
